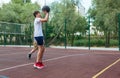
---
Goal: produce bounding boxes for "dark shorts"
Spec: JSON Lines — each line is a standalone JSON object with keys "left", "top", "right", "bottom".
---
{"left": 34, "top": 36, "right": 44, "bottom": 45}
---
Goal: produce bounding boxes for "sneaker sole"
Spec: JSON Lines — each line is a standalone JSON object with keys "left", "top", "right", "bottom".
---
{"left": 37, "top": 66, "right": 44, "bottom": 69}
{"left": 33, "top": 65, "right": 44, "bottom": 69}
{"left": 33, "top": 65, "right": 37, "bottom": 68}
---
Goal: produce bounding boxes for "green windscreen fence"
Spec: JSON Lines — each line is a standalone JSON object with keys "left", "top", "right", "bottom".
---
{"left": 0, "top": 21, "right": 118, "bottom": 48}
{"left": 44, "top": 20, "right": 119, "bottom": 48}
{"left": 0, "top": 22, "right": 33, "bottom": 46}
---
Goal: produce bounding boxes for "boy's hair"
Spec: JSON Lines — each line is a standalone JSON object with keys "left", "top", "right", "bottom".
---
{"left": 42, "top": 6, "right": 50, "bottom": 13}
{"left": 33, "top": 11, "right": 40, "bottom": 17}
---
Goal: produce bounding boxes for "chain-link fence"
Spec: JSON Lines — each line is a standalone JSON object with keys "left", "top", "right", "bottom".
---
{"left": 44, "top": 16, "right": 119, "bottom": 49}
{"left": 0, "top": 17, "right": 119, "bottom": 49}
{"left": 0, "top": 22, "right": 33, "bottom": 46}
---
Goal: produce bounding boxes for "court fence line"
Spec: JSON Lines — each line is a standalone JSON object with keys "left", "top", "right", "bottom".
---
{"left": 0, "top": 22, "right": 32, "bottom": 47}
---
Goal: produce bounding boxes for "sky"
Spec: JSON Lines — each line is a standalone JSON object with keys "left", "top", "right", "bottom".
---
{"left": 81, "top": 0, "right": 92, "bottom": 12}
{"left": 0, "top": 0, "right": 92, "bottom": 12}
{"left": 31, "top": 0, "right": 92, "bottom": 12}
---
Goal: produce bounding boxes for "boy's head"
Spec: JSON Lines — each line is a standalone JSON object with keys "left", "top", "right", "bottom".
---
{"left": 33, "top": 11, "right": 41, "bottom": 17}
{"left": 42, "top": 6, "right": 50, "bottom": 14}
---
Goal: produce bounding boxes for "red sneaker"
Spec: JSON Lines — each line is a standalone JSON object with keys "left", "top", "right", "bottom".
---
{"left": 33, "top": 62, "right": 44, "bottom": 69}
{"left": 40, "top": 62, "right": 45, "bottom": 67}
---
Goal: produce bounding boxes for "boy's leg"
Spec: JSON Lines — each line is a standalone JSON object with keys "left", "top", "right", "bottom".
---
{"left": 34, "top": 45, "right": 45, "bottom": 69}
{"left": 28, "top": 42, "right": 38, "bottom": 59}
{"left": 34, "top": 36, "right": 45, "bottom": 69}
{"left": 29, "top": 47, "right": 38, "bottom": 54}
{"left": 28, "top": 48, "right": 37, "bottom": 59}
{"left": 37, "top": 45, "right": 45, "bottom": 62}
{"left": 30, "top": 42, "right": 38, "bottom": 54}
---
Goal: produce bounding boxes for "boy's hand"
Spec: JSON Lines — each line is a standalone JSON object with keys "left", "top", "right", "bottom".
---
{"left": 43, "top": 11, "right": 47, "bottom": 15}
{"left": 45, "top": 12, "right": 49, "bottom": 15}
{"left": 40, "top": 12, "right": 49, "bottom": 22}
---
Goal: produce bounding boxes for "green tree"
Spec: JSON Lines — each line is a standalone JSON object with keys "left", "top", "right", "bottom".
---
{"left": 88, "top": 0, "right": 120, "bottom": 47}
{"left": 0, "top": 0, "right": 40, "bottom": 23}
{"left": 12, "top": 0, "right": 31, "bottom": 4}
{"left": 49, "top": 0, "right": 87, "bottom": 46}
{"left": 0, "top": 1, "right": 40, "bottom": 45}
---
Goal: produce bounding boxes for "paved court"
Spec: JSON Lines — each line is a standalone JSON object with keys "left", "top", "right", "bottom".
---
{"left": 0, "top": 47, "right": 120, "bottom": 78}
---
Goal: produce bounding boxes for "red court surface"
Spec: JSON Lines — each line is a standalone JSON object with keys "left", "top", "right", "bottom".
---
{"left": 0, "top": 47, "right": 120, "bottom": 78}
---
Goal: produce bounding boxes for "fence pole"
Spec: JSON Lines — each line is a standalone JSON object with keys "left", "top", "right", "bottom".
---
{"left": 4, "top": 24, "right": 6, "bottom": 47}
{"left": 118, "top": 13, "right": 120, "bottom": 51}
{"left": 30, "top": 23, "right": 32, "bottom": 47}
{"left": 64, "top": 19, "right": 67, "bottom": 49}
{"left": 4, "top": 32, "right": 5, "bottom": 47}
{"left": 88, "top": 16, "right": 91, "bottom": 50}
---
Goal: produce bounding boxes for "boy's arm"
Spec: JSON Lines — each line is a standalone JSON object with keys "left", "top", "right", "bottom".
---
{"left": 40, "top": 13, "right": 49, "bottom": 22}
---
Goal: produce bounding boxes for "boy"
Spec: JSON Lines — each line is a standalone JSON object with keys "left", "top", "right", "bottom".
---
{"left": 33, "top": 6, "right": 50, "bottom": 69}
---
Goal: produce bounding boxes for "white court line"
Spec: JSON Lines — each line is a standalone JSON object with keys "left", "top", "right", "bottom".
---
{"left": 0, "top": 52, "right": 67, "bottom": 56}
{"left": 0, "top": 53, "right": 26, "bottom": 56}
{"left": 0, "top": 52, "right": 119, "bottom": 56}
{"left": 0, "top": 49, "right": 29, "bottom": 51}
{"left": 0, "top": 53, "right": 89, "bottom": 72}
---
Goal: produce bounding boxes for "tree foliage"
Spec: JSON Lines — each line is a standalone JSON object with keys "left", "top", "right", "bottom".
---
{"left": 0, "top": 0, "right": 40, "bottom": 23}
{"left": 0, "top": 0, "right": 40, "bottom": 45}
{"left": 49, "top": 0, "right": 87, "bottom": 46}
{"left": 88, "top": 0, "right": 120, "bottom": 47}
{"left": 0, "top": 0, "right": 87, "bottom": 46}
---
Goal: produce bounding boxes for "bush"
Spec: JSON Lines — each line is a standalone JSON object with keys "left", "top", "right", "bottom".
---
{"left": 110, "top": 39, "right": 118, "bottom": 47}
{"left": 74, "top": 39, "right": 118, "bottom": 47}
{"left": 74, "top": 39, "right": 88, "bottom": 46}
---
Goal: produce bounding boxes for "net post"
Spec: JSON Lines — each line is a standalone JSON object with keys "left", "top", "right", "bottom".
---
{"left": 30, "top": 23, "right": 32, "bottom": 47}
{"left": 88, "top": 16, "right": 91, "bottom": 50}
{"left": 3, "top": 24, "right": 6, "bottom": 47}
{"left": 64, "top": 19, "right": 67, "bottom": 49}
{"left": 118, "top": 13, "right": 120, "bottom": 51}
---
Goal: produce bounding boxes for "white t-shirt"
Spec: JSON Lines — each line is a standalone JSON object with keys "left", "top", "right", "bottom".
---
{"left": 34, "top": 18, "right": 43, "bottom": 37}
